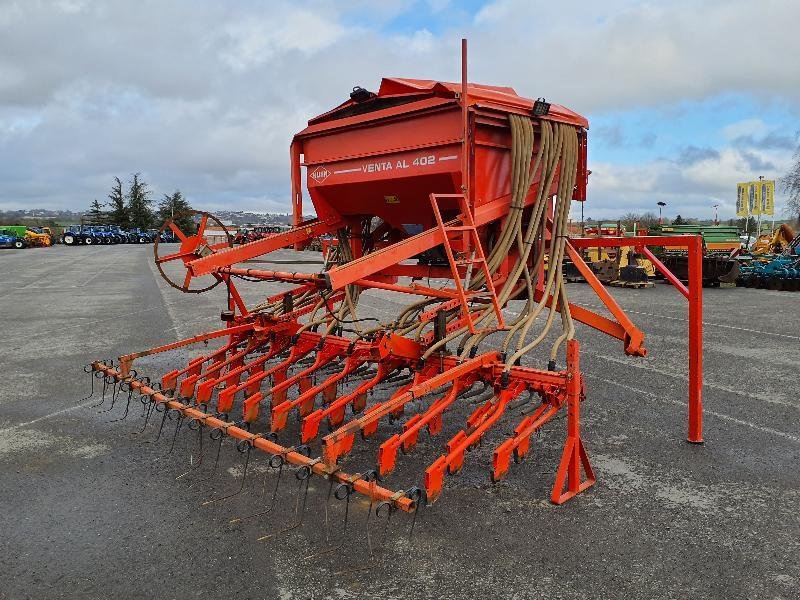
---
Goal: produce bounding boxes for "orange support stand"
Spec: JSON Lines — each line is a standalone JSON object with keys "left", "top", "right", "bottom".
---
{"left": 551, "top": 340, "right": 595, "bottom": 504}
{"left": 685, "top": 236, "right": 704, "bottom": 443}
{"left": 568, "top": 234, "right": 704, "bottom": 444}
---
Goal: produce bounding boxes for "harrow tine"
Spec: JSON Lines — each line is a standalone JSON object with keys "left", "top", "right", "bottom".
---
{"left": 320, "top": 479, "right": 335, "bottom": 543}
{"left": 202, "top": 438, "right": 253, "bottom": 505}
{"left": 405, "top": 486, "right": 426, "bottom": 541}
{"left": 131, "top": 395, "right": 155, "bottom": 435}
{"left": 328, "top": 477, "right": 408, "bottom": 575}
{"left": 145, "top": 402, "right": 170, "bottom": 444}
{"left": 132, "top": 394, "right": 156, "bottom": 435}
{"left": 304, "top": 479, "right": 354, "bottom": 559}
{"left": 90, "top": 374, "right": 114, "bottom": 409}
{"left": 98, "top": 375, "right": 127, "bottom": 413}
{"left": 365, "top": 474, "right": 378, "bottom": 558}
{"left": 375, "top": 500, "right": 396, "bottom": 552}
{"left": 108, "top": 387, "right": 134, "bottom": 423}
{"left": 229, "top": 448, "right": 285, "bottom": 524}
{"left": 80, "top": 365, "right": 100, "bottom": 402}
{"left": 166, "top": 409, "right": 186, "bottom": 455}
{"left": 187, "top": 426, "right": 225, "bottom": 489}
{"left": 176, "top": 418, "right": 207, "bottom": 479}
{"left": 257, "top": 463, "right": 312, "bottom": 542}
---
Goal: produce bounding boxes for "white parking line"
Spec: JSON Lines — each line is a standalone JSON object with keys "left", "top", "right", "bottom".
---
{"left": 585, "top": 373, "right": 800, "bottom": 444}
{"left": 578, "top": 304, "right": 800, "bottom": 341}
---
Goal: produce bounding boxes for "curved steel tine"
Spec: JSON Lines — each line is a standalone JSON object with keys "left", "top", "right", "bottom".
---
{"left": 322, "top": 479, "right": 335, "bottom": 542}
{"left": 132, "top": 395, "right": 156, "bottom": 435}
{"left": 229, "top": 440, "right": 284, "bottom": 523}
{"left": 144, "top": 402, "right": 169, "bottom": 444}
{"left": 202, "top": 439, "right": 252, "bottom": 505}
{"left": 79, "top": 365, "right": 97, "bottom": 402}
{"left": 108, "top": 388, "right": 134, "bottom": 423}
{"left": 176, "top": 419, "right": 206, "bottom": 479}
{"left": 166, "top": 409, "right": 185, "bottom": 455}
{"left": 99, "top": 378, "right": 126, "bottom": 413}
{"left": 365, "top": 476, "right": 377, "bottom": 559}
{"left": 376, "top": 500, "right": 395, "bottom": 552}
{"left": 405, "top": 486, "right": 426, "bottom": 541}
{"left": 257, "top": 464, "right": 311, "bottom": 542}
{"left": 304, "top": 473, "right": 364, "bottom": 560}
{"left": 90, "top": 374, "right": 113, "bottom": 409}
{"left": 187, "top": 427, "right": 225, "bottom": 489}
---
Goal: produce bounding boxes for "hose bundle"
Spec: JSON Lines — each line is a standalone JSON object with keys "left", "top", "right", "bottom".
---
{"left": 251, "top": 113, "right": 580, "bottom": 370}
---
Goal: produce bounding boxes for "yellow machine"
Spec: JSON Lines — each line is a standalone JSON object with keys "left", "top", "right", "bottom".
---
{"left": 24, "top": 228, "right": 53, "bottom": 247}
{"left": 584, "top": 246, "right": 656, "bottom": 285}
{"left": 751, "top": 224, "right": 797, "bottom": 255}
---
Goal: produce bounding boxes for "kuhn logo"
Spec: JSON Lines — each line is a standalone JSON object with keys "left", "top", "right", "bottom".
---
{"left": 310, "top": 166, "right": 331, "bottom": 183}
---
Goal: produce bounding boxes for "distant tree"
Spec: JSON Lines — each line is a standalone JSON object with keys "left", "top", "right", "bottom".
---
{"left": 107, "top": 176, "right": 129, "bottom": 228}
{"left": 87, "top": 199, "right": 107, "bottom": 225}
{"left": 638, "top": 212, "right": 660, "bottom": 227}
{"left": 620, "top": 212, "right": 640, "bottom": 229}
{"left": 127, "top": 173, "right": 154, "bottom": 230}
{"left": 673, "top": 214, "right": 684, "bottom": 225}
{"left": 157, "top": 190, "right": 195, "bottom": 234}
{"left": 780, "top": 144, "right": 800, "bottom": 222}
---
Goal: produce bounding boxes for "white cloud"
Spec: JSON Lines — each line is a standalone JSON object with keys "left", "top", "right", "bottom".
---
{"left": 220, "top": 9, "right": 351, "bottom": 72}
{"left": 722, "top": 119, "right": 769, "bottom": 141}
{"left": 584, "top": 143, "right": 794, "bottom": 221}
{"left": 0, "top": 0, "right": 798, "bottom": 214}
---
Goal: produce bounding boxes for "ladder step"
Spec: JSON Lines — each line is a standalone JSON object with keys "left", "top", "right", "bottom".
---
{"left": 445, "top": 225, "right": 476, "bottom": 232}
{"left": 455, "top": 258, "right": 484, "bottom": 266}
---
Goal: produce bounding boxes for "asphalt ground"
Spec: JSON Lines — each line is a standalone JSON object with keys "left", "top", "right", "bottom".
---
{"left": 0, "top": 244, "right": 798, "bottom": 600}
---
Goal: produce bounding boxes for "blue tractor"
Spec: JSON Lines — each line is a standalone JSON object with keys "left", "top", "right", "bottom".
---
{"left": 0, "top": 230, "right": 26, "bottom": 249}
{"left": 129, "top": 228, "right": 155, "bottom": 244}
{"left": 61, "top": 225, "right": 97, "bottom": 245}
{"left": 106, "top": 224, "right": 134, "bottom": 243}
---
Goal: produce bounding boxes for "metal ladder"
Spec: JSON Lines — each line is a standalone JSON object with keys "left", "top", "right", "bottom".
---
{"left": 429, "top": 193, "right": 506, "bottom": 334}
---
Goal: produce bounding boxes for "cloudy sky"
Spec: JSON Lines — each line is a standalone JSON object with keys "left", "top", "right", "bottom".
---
{"left": 1, "top": 0, "right": 798, "bottom": 221}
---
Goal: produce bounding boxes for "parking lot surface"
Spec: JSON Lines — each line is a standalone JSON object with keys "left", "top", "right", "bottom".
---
{"left": 1, "top": 245, "right": 798, "bottom": 599}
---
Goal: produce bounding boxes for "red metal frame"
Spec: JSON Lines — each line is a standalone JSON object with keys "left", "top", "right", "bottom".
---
{"left": 568, "top": 234, "right": 704, "bottom": 443}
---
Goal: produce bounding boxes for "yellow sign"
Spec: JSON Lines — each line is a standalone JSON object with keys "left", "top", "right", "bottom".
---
{"left": 737, "top": 179, "right": 775, "bottom": 217}
{"left": 751, "top": 181, "right": 761, "bottom": 215}
{"left": 736, "top": 183, "right": 749, "bottom": 216}
{"left": 760, "top": 180, "right": 775, "bottom": 216}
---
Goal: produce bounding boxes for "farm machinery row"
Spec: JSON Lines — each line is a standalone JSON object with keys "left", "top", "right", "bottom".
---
{"left": 735, "top": 224, "right": 800, "bottom": 290}
{"left": 564, "top": 223, "right": 740, "bottom": 288}
{"left": 0, "top": 225, "right": 55, "bottom": 249}
{"left": 61, "top": 224, "right": 176, "bottom": 246}
{"left": 85, "top": 42, "right": 705, "bottom": 541}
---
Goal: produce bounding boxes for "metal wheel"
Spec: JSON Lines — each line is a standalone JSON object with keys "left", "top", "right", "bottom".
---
{"left": 154, "top": 211, "right": 233, "bottom": 293}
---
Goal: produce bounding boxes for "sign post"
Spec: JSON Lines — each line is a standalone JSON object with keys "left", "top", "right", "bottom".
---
{"left": 737, "top": 178, "right": 775, "bottom": 245}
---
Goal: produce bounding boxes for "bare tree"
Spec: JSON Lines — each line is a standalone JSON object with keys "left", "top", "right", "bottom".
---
{"left": 781, "top": 145, "right": 800, "bottom": 222}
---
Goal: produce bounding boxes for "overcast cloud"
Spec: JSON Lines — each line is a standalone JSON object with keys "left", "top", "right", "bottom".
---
{"left": 0, "top": 0, "right": 798, "bottom": 220}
